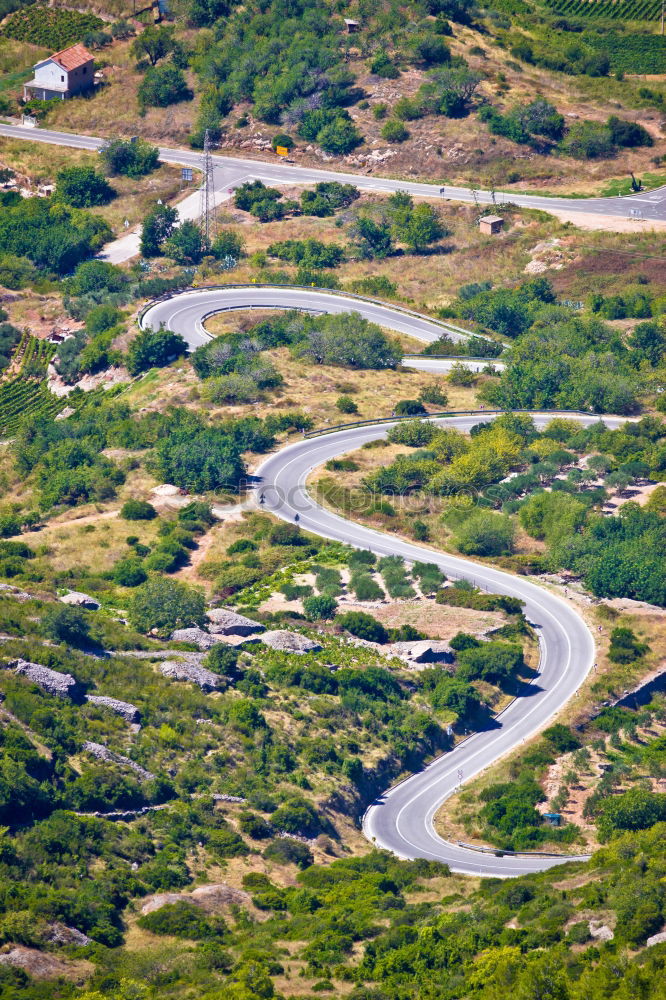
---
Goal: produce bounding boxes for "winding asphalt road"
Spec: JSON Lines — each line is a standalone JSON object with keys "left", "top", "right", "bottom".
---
{"left": 141, "top": 283, "right": 489, "bottom": 351}
{"left": 255, "top": 414, "right": 625, "bottom": 876}
{"left": 0, "top": 125, "right": 642, "bottom": 871}
{"left": 139, "top": 284, "right": 630, "bottom": 876}
{"left": 141, "top": 283, "right": 507, "bottom": 371}
{"left": 2, "top": 122, "right": 666, "bottom": 247}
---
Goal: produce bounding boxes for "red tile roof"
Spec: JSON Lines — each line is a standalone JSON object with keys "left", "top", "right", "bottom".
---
{"left": 51, "top": 44, "right": 93, "bottom": 71}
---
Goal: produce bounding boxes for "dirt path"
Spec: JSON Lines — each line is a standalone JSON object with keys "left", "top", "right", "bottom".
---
{"left": 545, "top": 210, "right": 666, "bottom": 233}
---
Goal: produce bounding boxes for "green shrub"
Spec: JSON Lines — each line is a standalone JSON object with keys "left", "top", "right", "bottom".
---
{"left": 269, "top": 523, "right": 306, "bottom": 546}
{"left": 542, "top": 724, "right": 581, "bottom": 754}
{"left": 138, "top": 65, "right": 192, "bottom": 108}
{"left": 608, "top": 626, "right": 648, "bottom": 663}
{"left": 227, "top": 699, "right": 266, "bottom": 734}
{"left": 203, "top": 644, "right": 239, "bottom": 676}
{"left": 226, "top": 539, "right": 257, "bottom": 555}
{"left": 394, "top": 399, "right": 427, "bottom": 416}
{"left": 348, "top": 549, "right": 376, "bottom": 567}
{"left": 41, "top": 604, "right": 90, "bottom": 646}
{"left": 238, "top": 811, "right": 273, "bottom": 839}
{"left": 313, "top": 566, "right": 342, "bottom": 596}
{"left": 337, "top": 610, "right": 388, "bottom": 643}
{"left": 447, "top": 634, "right": 479, "bottom": 656}
{"left": 370, "top": 52, "right": 400, "bottom": 78}
{"left": 121, "top": 499, "right": 157, "bottom": 521}
{"left": 559, "top": 120, "right": 615, "bottom": 160}
{"left": 129, "top": 576, "right": 206, "bottom": 634}
{"left": 607, "top": 115, "right": 653, "bottom": 148}
{"left": 272, "top": 796, "right": 320, "bottom": 837}
{"left": 567, "top": 921, "right": 591, "bottom": 944}
{"left": 263, "top": 838, "right": 313, "bottom": 868}
{"left": 271, "top": 132, "right": 294, "bottom": 151}
{"left": 419, "top": 383, "right": 448, "bottom": 406}
{"left": 211, "top": 229, "right": 245, "bottom": 262}
{"left": 318, "top": 116, "right": 364, "bottom": 155}
{"left": 597, "top": 788, "right": 666, "bottom": 841}
{"left": 454, "top": 511, "right": 516, "bottom": 556}
{"left": 113, "top": 558, "right": 147, "bottom": 587}
{"left": 336, "top": 395, "right": 358, "bottom": 414}
{"left": 280, "top": 582, "right": 314, "bottom": 600}
{"left": 303, "top": 594, "right": 337, "bottom": 620}
{"left": 137, "top": 901, "right": 214, "bottom": 939}
{"left": 381, "top": 119, "right": 409, "bottom": 142}
{"left": 216, "top": 564, "right": 262, "bottom": 593}
{"left": 350, "top": 573, "right": 385, "bottom": 601}
{"left": 56, "top": 166, "right": 114, "bottom": 208}
{"left": 127, "top": 329, "right": 187, "bottom": 376}
{"left": 100, "top": 138, "right": 160, "bottom": 178}
{"left": 412, "top": 520, "right": 429, "bottom": 541}
{"left": 457, "top": 641, "right": 524, "bottom": 685}
{"left": 207, "top": 825, "right": 249, "bottom": 858}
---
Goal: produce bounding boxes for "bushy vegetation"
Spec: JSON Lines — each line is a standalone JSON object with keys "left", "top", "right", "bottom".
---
{"left": 191, "top": 310, "right": 402, "bottom": 386}
{"left": 8, "top": 398, "right": 291, "bottom": 514}
{"left": 100, "top": 139, "right": 160, "bottom": 179}
{"left": 0, "top": 195, "right": 111, "bottom": 276}
{"left": 344, "top": 403, "right": 666, "bottom": 607}
{"left": 2, "top": 3, "right": 666, "bottom": 994}
{"left": 55, "top": 166, "right": 114, "bottom": 209}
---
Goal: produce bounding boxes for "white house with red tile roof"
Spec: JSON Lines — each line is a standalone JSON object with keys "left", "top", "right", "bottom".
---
{"left": 23, "top": 43, "right": 94, "bottom": 101}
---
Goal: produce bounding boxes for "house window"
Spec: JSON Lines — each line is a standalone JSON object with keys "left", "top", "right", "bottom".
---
{"left": 61, "top": 75, "right": 65, "bottom": 82}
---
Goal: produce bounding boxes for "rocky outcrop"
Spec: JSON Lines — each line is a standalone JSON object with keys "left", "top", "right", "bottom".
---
{"left": 589, "top": 921, "right": 614, "bottom": 942}
{"left": 8, "top": 659, "right": 82, "bottom": 700}
{"left": 0, "top": 946, "right": 92, "bottom": 983}
{"left": 207, "top": 608, "right": 265, "bottom": 636}
{"left": 46, "top": 923, "right": 91, "bottom": 947}
{"left": 390, "top": 640, "right": 455, "bottom": 668}
{"left": 141, "top": 883, "right": 250, "bottom": 916}
{"left": 646, "top": 930, "right": 666, "bottom": 948}
{"left": 159, "top": 660, "right": 222, "bottom": 692}
{"left": 0, "top": 583, "right": 34, "bottom": 602}
{"left": 170, "top": 626, "right": 223, "bottom": 650}
{"left": 86, "top": 695, "right": 141, "bottom": 724}
{"left": 60, "top": 591, "right": 100, "bottom": 610}
{"left": 82, "top": 741, "right": 154, "bottom": 781}
{"left": 260, "top": 630, "right": 322, "bottom": 655}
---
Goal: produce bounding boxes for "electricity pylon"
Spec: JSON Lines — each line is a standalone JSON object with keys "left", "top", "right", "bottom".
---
{"left": 199, "top": 129, "right": 216, "bottom": 246}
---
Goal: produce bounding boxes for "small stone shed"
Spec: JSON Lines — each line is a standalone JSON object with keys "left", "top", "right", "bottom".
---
{"left": 479, "top": 215, "right": 504, "bottom": 236}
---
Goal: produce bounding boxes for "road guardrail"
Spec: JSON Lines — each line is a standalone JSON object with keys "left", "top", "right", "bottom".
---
{"left": 137, "top": 282, "right": 489, "bottom": 341}
{"left": 303, "top": 408, "right": 601, "bottom": 439}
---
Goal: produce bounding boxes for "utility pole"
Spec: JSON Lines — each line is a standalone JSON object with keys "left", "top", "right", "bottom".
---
{"left": 199, "top": 129, "right": 215, "bottom": 247}
{"left": 662, "top": 0, "right": 664, "bottom": 35}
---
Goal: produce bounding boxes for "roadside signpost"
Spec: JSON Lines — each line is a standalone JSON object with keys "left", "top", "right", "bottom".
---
{"left": 275, "top": 146, "right": 289, "bottom": 157}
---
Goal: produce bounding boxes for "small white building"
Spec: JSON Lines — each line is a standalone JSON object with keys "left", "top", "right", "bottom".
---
{"left": 23, "top": 44, "right": 94, "bottom": 102}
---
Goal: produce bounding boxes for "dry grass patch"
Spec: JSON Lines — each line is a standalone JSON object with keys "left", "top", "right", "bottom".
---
{"left": 124, "top": 338, "right": 479, "bottom": 435}
{"left": 0, "top": 138, "right": 185, "bottom": 237}
{"left": 350, "top": 599, "right": 507, "bottom": 641}
{"left": 204, "top": 200, "right": 568, "bottom": 312}
{"left": 23, "top": 506, "right": 157, "bottom": 576}
{"left": 44, "top": 39, "right": 198, "bottom": 145}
